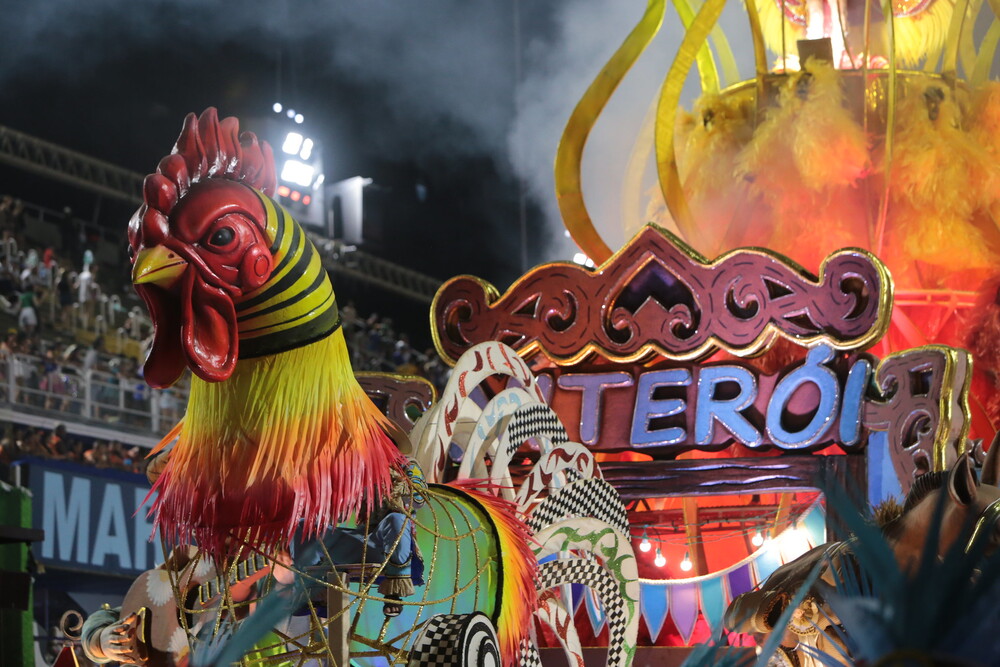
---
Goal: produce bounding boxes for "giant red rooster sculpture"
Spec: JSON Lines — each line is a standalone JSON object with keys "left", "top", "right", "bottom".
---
{"left": 131, "top": 108, "right": 402, "bottom": 558}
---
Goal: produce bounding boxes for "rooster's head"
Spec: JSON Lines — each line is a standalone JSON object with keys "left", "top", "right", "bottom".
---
{"left": 128, "top": 108, "right": 335, "bottom": 388}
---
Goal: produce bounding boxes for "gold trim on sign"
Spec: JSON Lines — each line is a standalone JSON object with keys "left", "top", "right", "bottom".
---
{"left": 431, "top": 224, "right": 895, "bottom": 367}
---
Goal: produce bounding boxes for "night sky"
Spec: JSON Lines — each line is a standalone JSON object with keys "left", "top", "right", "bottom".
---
{"left": 0, "top": 0, "right": 622, "bottom": 343}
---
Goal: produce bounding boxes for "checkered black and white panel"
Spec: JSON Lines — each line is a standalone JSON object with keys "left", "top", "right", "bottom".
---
{"left": 536, "top": 559, "right": 630, "bottom": 667}
{"left": 519, "top": 642, "right": 543, "bottom": 667}
{"left": 515, "top": 441, "right": 598, "bottom": 507}
{"left": 407, "top": 613, "right": 501, "bottom": 667}
{"left": 503, "top": 404, "right": 568, "bottom": 458}
{"left": 526, "top": 478, "right": 629, "bottom": 536}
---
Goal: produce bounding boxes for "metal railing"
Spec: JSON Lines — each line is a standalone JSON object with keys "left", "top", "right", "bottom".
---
{"left": 1, "top": 352, "right": 187, "bottom": 434}
{"left": 0, "top": 125, "right": 144, "bottom": 205}
{"left": 0, "top": 123, "right": 443, "bottom": 303}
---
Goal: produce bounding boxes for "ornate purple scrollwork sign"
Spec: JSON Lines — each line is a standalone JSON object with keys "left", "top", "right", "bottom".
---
{"left": 863, "top": 346, "right": 971, "bottom": 495}
{"left": 357, "top": 373, "right": 436, "bottom": 433}
{"left": 431, "top": 224, "right": 972, "bottom": 495}
{"left": 432, "top": 225, "right": 892, "bottom": 366}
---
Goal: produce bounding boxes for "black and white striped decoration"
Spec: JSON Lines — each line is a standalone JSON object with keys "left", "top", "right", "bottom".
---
{"left": 503, "top": 404, "right": 568, "bottom": 457}
{"left": 527, "top": 478, "right": 629, "bottom": 537}
{"left": 518, "top": 642, "right": 543, "bottom": 667}
{"left": 407, "top": 613, "right": 501, "bottom": 667}
{"left": 536, "top": 558, "right": 631, "bottom": 667}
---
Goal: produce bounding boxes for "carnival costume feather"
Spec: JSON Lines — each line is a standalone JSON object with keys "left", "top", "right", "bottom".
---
{"left": 673, "top": 90, "right": 761, "bottom": 255}
{"left": 735, "top": 59, "right": 868, "bottom": 269}
{"left": 883, "top": 82, "right": 998, "bottom": 287}
{"left": 131, "top": 109, "right": 403, "bottom": 559}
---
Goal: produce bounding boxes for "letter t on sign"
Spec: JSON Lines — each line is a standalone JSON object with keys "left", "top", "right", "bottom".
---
{"left": 559, "top": 372, "right": 633, "bottom": 445}
{"left": 696, "top": 366, "right": 762, "bottom": 447}
{"left": 631, "top": 369, "right": 692, "bottom": 447}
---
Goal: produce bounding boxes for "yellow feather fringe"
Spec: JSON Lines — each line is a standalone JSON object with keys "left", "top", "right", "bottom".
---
{"left": 881, "top": 79, "right": 999, "bottom": 283}
{"left": 151, "top": 329, "right": 401, "bottom": 557}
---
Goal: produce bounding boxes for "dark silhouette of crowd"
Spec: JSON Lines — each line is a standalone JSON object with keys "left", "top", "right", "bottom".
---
{"left": 0, "top": 421, "right": 146, "bottom": 483}
{"left": 0, "top": 194, "right": 450, "bottom": 483}
{"left": 341, "top": 302, "right": 450, "bottom": 390}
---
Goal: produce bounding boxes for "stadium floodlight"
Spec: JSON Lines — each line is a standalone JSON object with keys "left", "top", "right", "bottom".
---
{"left": 286, "top": 108, "right": 296, "bottom": 119}
{"left": 273, "top": 102, "right": 283, "bottom": 113}
{"left": 280, "top": 160, "right": 316, "bottom": 188}
{"left": 312, "top": 173, "right": 325, "bottom": 190}
{"left": 294, "top": 113, "right": 304, "bottom": 124}
{"left": 282, "top": 132, "right": 304, "bottom": 155}
{"left": 300, "top": 138, "right": 314, "bottom": 160}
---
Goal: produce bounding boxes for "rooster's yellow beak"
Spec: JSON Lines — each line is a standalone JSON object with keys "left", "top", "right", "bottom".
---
{"left": 132, "top": 246, "right": 188, "bottom": 288}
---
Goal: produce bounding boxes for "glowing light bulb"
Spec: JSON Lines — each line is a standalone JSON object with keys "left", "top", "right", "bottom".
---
{"left": 779, "top": 525, "right": 811, "bottom": 560}
{"left": 654, "top": 549, "right": 666, "bottom": 568}
{"left": 639, "top": 537, "right": 651, "bottom": 553}
{"left": 751, "top": 531, "right": 765, "bottom": 547}
{"left": 272, "top": 102, "right": 283, "bottom": 113}
{"left": 680, "top": 552, "right": 693, "bottom": 572}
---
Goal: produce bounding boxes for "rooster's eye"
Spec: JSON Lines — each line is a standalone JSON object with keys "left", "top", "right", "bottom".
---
{"left": 209, "top": 227, "right": 235, "bottom": 247}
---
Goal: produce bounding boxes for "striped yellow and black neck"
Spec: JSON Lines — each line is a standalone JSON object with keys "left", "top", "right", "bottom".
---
{"left": 235, "top": 193, "right": 341, "bottom": 359}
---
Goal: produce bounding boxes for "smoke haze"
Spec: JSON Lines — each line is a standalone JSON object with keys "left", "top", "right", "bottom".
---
{"left": 0, "top": 0, "right": 755, "bottom": 264}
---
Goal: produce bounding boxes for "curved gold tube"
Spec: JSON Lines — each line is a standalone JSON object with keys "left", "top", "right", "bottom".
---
{"left": 743, "top": 0, "right": 770, "bottom": 81}
{"left": 554, "top": 0, "right": 667, "bottom": 264}
{"left": 654, "top": 0, "right": 728, "bottom": 247}
{"left": 942, "top": 0, "right": 973, "bottom": 79}
{"left": 672, "top": 0, "right": 721, "bottom": 93}
{"left": 971, "top": 18, "right": 1000, "bottom": 85}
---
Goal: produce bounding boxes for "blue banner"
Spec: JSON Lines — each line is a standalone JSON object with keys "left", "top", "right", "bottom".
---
{"left": 17, "top": 458, "right": 163, "bottom": 577}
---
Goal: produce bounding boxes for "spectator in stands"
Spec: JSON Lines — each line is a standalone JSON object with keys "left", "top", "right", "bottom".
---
{"left": 68, "top": 440, "right": 85, "bottom": 464}
{"left": 9, "top": 334, "right": 30, "bottom": 401}
{"left": 0, "top": 196, "right": 13, "bottom": 234}
{"left": 122, "top": 445, "right": 141, "bottom": 473}
{"left": 0, "top": 437, "right": 13, "bottom": 481}
{"left": 342, "top": 300, "right": 358, "bottom": 334}
{"left": 40, "top": 247, "right": 55, "bottom": 285}
{"left": 86, "top": 441, "right": 112, "bottom": 468}
{"left": 82, "top": 338, "right": 100, "bottom": 374}
{"left": 1, "top": 198, "right": 25, "bottom": 242}
{"left": 158, "top": 386, "right": 179, "bottom": 424}
{"left": 0, "top": 330, "right": 15, "bottom": 360}
{"left": 19, "top": 428, "right": 43, "bottom": 458}
{"left": 0, "top": 263, "right": 15, "bottom": 310}
{"left": 107, "top": 440, "right": 124, "bottom": 468}
{"left": 56, "top": 267, "right": 75, "bottom": 330}
{"left": 76, "top": 262, "right": 99, "bottom": 326}
{"left": 41, "top": 348, "right": 65, "bottom": 409}
{"left": 17, "top": 281, "right": 39, "bottom": 335}
{"left": 44, "top": 424, "right": 67, "bottom": 459}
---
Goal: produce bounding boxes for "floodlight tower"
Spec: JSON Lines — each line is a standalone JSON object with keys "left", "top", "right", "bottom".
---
{"left": 262, "top": 103, "right": 326, "bottom": 228}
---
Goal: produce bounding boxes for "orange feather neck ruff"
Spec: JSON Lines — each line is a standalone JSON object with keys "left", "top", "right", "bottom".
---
{"left": 148, "top": 328, "right": 402, "bottom": 560}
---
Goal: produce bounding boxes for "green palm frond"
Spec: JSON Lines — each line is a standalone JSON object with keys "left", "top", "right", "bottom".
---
{"left": 811, "top": 483, "right": 1000, "bottom": 665}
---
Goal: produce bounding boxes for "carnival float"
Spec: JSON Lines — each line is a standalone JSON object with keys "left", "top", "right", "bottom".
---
{"left": 77, "top": 0, "right": 1000, "bottom": 663}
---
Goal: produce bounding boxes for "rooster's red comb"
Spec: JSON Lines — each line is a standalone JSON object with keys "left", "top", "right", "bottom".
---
{"left": 142, "top": 108, "right": 277, "bottom": 218}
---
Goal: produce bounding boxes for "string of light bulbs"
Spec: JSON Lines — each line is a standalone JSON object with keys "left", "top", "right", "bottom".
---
{"left": 634, "top": 520, "right": 808, "bottom": 568}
